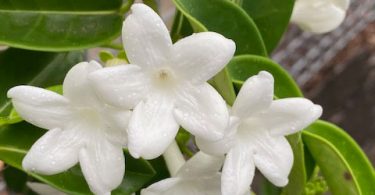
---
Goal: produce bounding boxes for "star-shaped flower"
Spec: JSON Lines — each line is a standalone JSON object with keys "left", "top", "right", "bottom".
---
{"left": 8, "top": 61, "right": 130, "bottom": 195}
{"left": 291, "top": 0, "right": 350, "bottom": 33}
{"left": 90, "top": 4, "right": 235, "bottom": 159}
{"left": 196, "top": 71, "right": 322, "bottom": 195}
{"left": 141, "top": 152, "right": 228, "bottom": 195}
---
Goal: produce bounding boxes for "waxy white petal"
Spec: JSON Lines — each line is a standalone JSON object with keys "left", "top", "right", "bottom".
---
{"left": 90, "top": 64, "right": 148, "bottom": 109}
{"left": 63, "top": 61, "right": 102, "bottom": 107}
{"left": 291, "top": 0, "right": 348, "bottom": 33}
{"left": 79, "top": 139, "right": 125, "bottom": 195}
{"left": 141, "top": 178, "right": 181, "bottom": 195}
{"left": 176, "top": 152, "right": 224, "bottom": 178}
{"left": 27, "top": 182, "right": 66, "bottom": 195}
{"left": 258, "top": 98, "right": 323, "bottom": 136}
{"left": 7, "top": 86, "right": 72, "bottom": 130}
{"left": 195, "top": 117, "right": 239, "bottom": 156}
{"left": 232, "top": 71, "right": 274, "bottom": 119}
{"left": 252, "top": 134, "right": 293, "bottom": 187}
{"left": 102, "top": 105, "right": 132, "bottom": 146}
{"left": 143, "top": 177, "right": 221, "bottom": 195}
{"left": 123, "top": 4, "right": 172, "bottom": 69}
{"left": 222, "top": 144, "right": 254, "bottom": 195}
{"left": 170, "top": 32, "right": 235, "bottom": 84}
{"left": 22, "top": 128, "right": 81, "bottom": 175}
{"left": 128, "top": 94, "right": 179, "bottom": 159}
{"left": 174, "top": 83, "right": 228, "bottom": 141}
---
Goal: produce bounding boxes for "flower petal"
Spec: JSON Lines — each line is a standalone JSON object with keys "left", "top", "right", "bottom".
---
{"left": 232, "top": 71, "right": 274, "bottom": 119}
{"left": 195, "top": 117, "right": 239, "bottom": 156}
{"left": 63, "top": 61, "right": 102, "bottom": 106}
{"left": 123, "top": 4, "right": 172, "bottom": 69}
{"left": 258, "top": 98, "right": 322, "bottom": 136}
{"left": 102, "top": 105, "right": 132, "bottom": 147}
{"left": 89, "top": 64, "right": 149, "bottom": 109}
{"left": 79, "top": 139, "right": 125, "bottom": 195}
{"left": 22, "top": 128, "right": 80, "bottom": 175}
{"left": 7, "top": 86, "right": 72, "bottom": 130}
{"left": 170, "top": 32, "right": 235, "bottom": 84}
{"left": 222, "top": 144, "right": 255, "bottom": 195}
{"left": 291, "top": 0, "right": 347, "bottom": 33}
{"left": 252, "top": 135, "right": 293, "bottom": 187}
{"left": 174, "top": 83, "right": 229, "bottom": 141}
{"left": 141, "top": 178, "right": 181, "bottom": 195}
{"left": 128, "top": 93, "right": 179, "bottom": 159}
{"left": 176, "top": 152, "right": 224, "bottom": 178}
{"left": 27, "top": 182, "right": 66, "bottom": 195}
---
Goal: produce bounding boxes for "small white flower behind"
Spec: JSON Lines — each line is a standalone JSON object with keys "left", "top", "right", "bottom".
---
{"left": 291, "top": 0, "right": 350, "bottom": 33}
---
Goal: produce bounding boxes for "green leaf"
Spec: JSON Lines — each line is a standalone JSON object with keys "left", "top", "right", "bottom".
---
{"left": 3, "top": 166, "right": 29, "bottom": 193}
{"left": 0, "top": 0, "right": 123, "bottom": 51}
{"left": 241, "top": 0, "right": 295, "bottom": 52}
{"left": 0, "top": 122, "right": 156, "bottom": 195}
{"left": 173, "top": 0, "right": 267, "bottom": 56}
{"left": 303, "top": 120, "right": 375, "bottom": 195}
{"left": 170, "top": 10, "right": 194, "bottom": 43}
{"left": 227, "top": 55, "right": 303, "bottom": 98}
{"left": 0, "top": 48, "right": 83, "bottom": 125}
{"left": 113, "top": 152, "right": 156, "bottom": 195}
{"left": 209, "top": 68, "right": 237, "bottom": 105}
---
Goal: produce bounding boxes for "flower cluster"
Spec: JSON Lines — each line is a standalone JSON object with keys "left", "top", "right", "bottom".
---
{"left": 7, "top": 4, "right": 322, "bottom": 195}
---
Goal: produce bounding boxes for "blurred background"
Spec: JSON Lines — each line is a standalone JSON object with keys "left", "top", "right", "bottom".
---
{"left": 1, "top": 0, "right": 374, "bottom": 194}
{"left": 272, "top": 0, "right": 375, "bottom": 165}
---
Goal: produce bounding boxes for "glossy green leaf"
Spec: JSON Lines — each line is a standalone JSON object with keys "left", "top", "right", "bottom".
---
{"left": 170, "top": 10, "right": 194, "bottom": 43}
{"left": 173, "top": 0, "right": 267, "bottom": 56}
{"left": 176, "top": 128, "right": 193, "bottom": 157}
{"left": 0, "top": 0, "right": 123, "bottom": 51}
{"left": 3, "top": 166, "right": 29, "bottom": 193}
{"left": 209, "top": 68, "right": 237, "bottom": 105}
{"left": 0, "top": 122, "right": 156, "bottom": 195}
{"left": 227, "top": 55, "right": 303, "bottom": 98}
{"left": 241, "top": 0, "right": 295, "bottom": 52}
{"left": 0, "top": 48, "right": 83, "bottom": 125}
{"left": 303, "top": 120, "right": 375, "bottom": 195}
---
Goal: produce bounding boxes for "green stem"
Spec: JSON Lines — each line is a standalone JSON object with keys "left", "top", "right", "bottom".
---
{"left": 120, "top": 0, "right": 135, "bottom": 15}
{"left": 101, "top": 42, "right": 123, "bottom": 50}
{"left": 163, "top": 141, "right": 186, "bottom": 176}
{"left": 209, "top": 68, "right": 237, "bottom": 105}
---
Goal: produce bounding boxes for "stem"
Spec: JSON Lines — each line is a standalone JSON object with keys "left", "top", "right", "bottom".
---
{"left": 101, "top": 42, "right": 123, "bottom": 50}
{"left": 120, "top": 0, "right": 135, "bottom": 15}
{"left": 163, "top": 141, "right": 186, "bottom": 176}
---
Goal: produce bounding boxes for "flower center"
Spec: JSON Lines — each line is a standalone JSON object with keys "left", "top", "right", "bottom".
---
{"left": 152, "top": 68, "right": 176, "bottom": 89}
{"left": 77, "top": 107, "right": 103, "bottom": 127}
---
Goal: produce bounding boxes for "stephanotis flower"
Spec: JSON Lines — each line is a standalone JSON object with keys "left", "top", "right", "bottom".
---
{"left": 291, "top": 0, "right": 350, "bottom": 33}
{"left": 7, "top": 61, "right": 130, "bottom": 195}
{"left": 90, "top": 4, "right": 235, "bottom": 159}
{"left": 196, "top": 71, "right": 322, "bottom": 195}
{"left": 27, "top": 182, "right": 66, "bottom": 195}
{"left": 141, "top": 152, "right": 228, "bottom": 195}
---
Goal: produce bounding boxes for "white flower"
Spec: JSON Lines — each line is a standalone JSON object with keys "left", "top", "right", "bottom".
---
{"left": 7, "top": 61, "right": 131, "bottom": 195}
{"left": 90, "top": 4, "right": 235, "bottom": 159}
{"left": 291, "top": 0, "right": 350, "bottom": 33}
{"left": 196, "top": 71, "right": 322, "bottom": 195}
{"left": 27, "top": 182, "right": 67, "bottom": 195}
{"left": 141, "top": 152, "right": 226, "bottom": 195}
